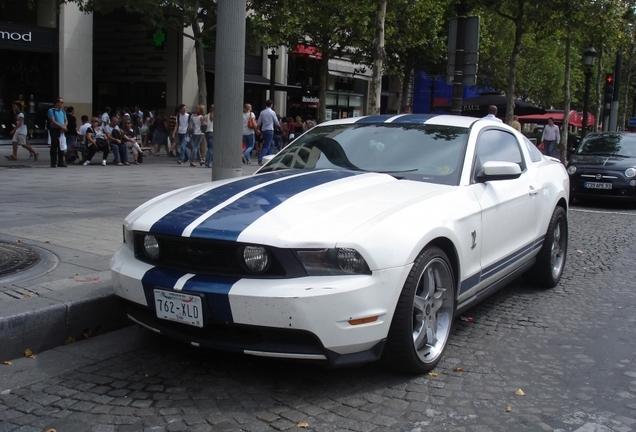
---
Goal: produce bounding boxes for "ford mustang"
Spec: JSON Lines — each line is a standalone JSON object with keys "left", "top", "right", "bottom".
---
{"left": 111, "top": 114, "right": 569, "bottom": 374}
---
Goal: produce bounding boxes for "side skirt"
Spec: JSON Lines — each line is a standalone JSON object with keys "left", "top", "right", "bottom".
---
{"left": 455, "top": 258, "right": 536, "bottom": 317}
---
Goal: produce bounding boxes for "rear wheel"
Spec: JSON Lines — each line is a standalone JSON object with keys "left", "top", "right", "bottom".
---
{"left": 529, "top": 206, "right": 568, "bottom": 288}
{"left": 382, "top": 246, "right": 455, "bottom": 374}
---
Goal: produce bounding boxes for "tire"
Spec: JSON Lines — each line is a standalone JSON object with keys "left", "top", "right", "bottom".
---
{"left": 529, "top": 206, "right": 568, "bottom": 288}
{"left": 382, "top": 246, "right": 455, "bottom": 374}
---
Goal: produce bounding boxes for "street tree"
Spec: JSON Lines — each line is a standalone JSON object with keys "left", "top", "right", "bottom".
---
{"left": 367, "top": 0, "right": 388, "bottom": 116}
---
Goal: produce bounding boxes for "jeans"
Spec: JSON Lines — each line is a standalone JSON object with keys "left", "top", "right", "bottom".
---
{"left": 178, "top": 133, "right": 190, "bottom": 162}
{"left": 109, "top": 142, "right": 128, "bottom": 164}
{"left": 48, "top": 128, "right": 66, "bottom": 167}
{"left": 273, "top": 135, "right": 283, "bottom": 152}
{"left": 259, "top": 130, "right": 274, "bottom": 163}
{"left": 189, "top": 134, "right": 203, "bottom": 162}
{"left": 205, "top": 132, "right": 213, "bottom": 166}
{"left": 243, "top": 133, "right": 255, "bottom": 162}
{"left": 544, "top": 140, "right": 557, "bottom": 156}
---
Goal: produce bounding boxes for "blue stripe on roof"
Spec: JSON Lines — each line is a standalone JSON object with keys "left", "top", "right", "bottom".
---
{"left": 190, "top": 169, "right": 359, "bottom": 241}
{"left": 354, "top": 115, "right": 394, "bottom": 123}
{"left": 149, "top": 170, "right": 301, "bottom": 236}
{"left": 391, "top": 114, "right": 439, "bottom": 123}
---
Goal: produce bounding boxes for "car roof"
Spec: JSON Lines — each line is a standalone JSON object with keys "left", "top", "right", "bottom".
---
{"left": 320, "top": 114, "right": 483, "bottom": 128}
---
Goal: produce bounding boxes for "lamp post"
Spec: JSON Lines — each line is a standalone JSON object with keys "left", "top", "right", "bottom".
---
{"left": 581, "top": 46, "right": 596, "bottom": 137}
{"left": 268, "top": 48, "right": 279, "bottom": 101}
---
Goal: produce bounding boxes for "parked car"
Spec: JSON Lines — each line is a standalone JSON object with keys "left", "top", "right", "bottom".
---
{"left": 567, "top": 132, "right": 636, "bottom": 204}
{"left": 111, "top": 114, "right": 570, "bottom": 374}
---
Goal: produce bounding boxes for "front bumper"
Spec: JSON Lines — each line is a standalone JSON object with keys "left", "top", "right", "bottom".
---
{"left": 111, "top": 245, "right": 411, "bottom": 366}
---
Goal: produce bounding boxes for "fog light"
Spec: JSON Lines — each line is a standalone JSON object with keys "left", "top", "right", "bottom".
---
{"left": 243, "top": 246, "right": 269, "bottom": 273}
{"left": 567, "top": 165, "right": 577, "bottom": 175}
{"left": 143, "top": 235, "right": 160, "bottom": 260}
{"left": 630, "top": 180, "right": 636, "bottom": 187}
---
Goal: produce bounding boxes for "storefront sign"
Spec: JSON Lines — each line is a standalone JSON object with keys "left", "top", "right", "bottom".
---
{"left": 0, "top": 22, "right": 57, "bottom": 52}
{"left": 302, "top": 96, "right": 319, "bottom": 104}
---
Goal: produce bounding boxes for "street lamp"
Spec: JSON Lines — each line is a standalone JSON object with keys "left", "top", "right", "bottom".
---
{"left": 581, "top": 46, "right": 596, "bottom": 137}
{"left": 268, "top": 48, "right": 279, "bottom": 101}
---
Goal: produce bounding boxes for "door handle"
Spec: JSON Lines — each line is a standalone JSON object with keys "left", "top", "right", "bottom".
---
{"left": 529, "top": 185, "right": 540, "bottom": 195}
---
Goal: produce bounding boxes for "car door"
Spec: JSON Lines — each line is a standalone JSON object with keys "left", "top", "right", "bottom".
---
{"left": 470, "top": 128, "right": 542, "bottom": 290}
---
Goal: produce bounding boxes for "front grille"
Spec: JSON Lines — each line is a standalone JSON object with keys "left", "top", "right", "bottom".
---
{"left": 133, "top": 233, "right": 307, "bottom": 278}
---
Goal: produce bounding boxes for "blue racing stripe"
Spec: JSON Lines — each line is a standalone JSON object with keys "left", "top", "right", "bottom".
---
{"left": 181, "top": 275, "right": 240, "bottom": 324}
{"left": 149, "top": 170, "right": 301, "bottom": 236}
{"left": 459, "top": 272, "right": 480, "bottom": 295}
{"left": 191, "top": 169, "right": 359, "bottom": 241}
{"left": 391, "top": 114, "right": 439, "bottom": 123}
{"left": 140, "top": 267, "right": 239, "bottom": 324}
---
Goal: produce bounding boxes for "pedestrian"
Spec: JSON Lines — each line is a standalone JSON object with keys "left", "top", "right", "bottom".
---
{"left": 188, "top": 104, "right": 206, "bottom": 167}
{"left": 172, "top": 104, "right": 191, "bottom": 164}
{"left": 242, "top": 103, "right": 257, "bottom": 164}
{"left": 47, "top": 96, "right": 68, "bottom": 168}
{"left": 152, "top": 109, "right": 170, "bottom": 156}
{"left": 401, "top": 105, "right": 413, "bottom": 114}
{"left": 5, "top": 102, "right": 38, "bottom": 161}
{"left": 483, "top": 105, "right": 503, "bottom": 122}
{"left": 257, "top": 99, "right": 280, "bottom": 165}
{"left": 204, "top": 104, "right": 214, "bottom": 168}
{"left": 65, "top": 106, "right": 78, "bottom": 163}
{"left": 541, "top": 117, "right": 560, "bottom": 156}
{"left": 511, "top": 115, "right": 522, "bottom": 132}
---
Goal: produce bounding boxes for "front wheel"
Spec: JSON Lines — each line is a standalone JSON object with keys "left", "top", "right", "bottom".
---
{"left": 382, "top": 246, "right": 456, "bottom": 374}
{"left": 529, "top": 206, "right": 568, "bottom": 288}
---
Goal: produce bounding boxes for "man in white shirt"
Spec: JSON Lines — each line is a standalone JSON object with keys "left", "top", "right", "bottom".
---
{"left": 171, "top": 104, "right": 191, "bottom": 164}
{"left": 483, "top": 105, "right": 503, "bottom": 122}
{"left": 257, "top": 99, "right": 280, "bottom": 165}
{"left": 6, "top": 103, "right": 38, "bottom": 161}
{"left": 541, "top": 118, "right": 560, "bottom": 156}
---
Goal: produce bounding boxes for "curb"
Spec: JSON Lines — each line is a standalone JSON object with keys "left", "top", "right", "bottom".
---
{"left": 0, "top": 282, "right": 131, "bottom": 361}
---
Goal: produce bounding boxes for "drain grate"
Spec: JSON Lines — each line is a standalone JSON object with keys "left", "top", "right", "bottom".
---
{"left": 0, "top": 242, "right": 42, "bottom": 277}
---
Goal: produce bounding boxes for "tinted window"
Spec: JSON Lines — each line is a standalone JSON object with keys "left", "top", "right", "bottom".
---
{"left": 576, "top": 133, "right": 636, "bottom": 157}
{"left": 260, "top": 123, "right": 469, "bottom": 186}
{"left": 523, "top": 136, "right": 543, "bottom": 162}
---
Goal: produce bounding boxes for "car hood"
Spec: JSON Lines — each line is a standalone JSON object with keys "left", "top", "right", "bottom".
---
{"left": 126, "top": 169, "right": 449, "bottom": 247}
{"left": 569, "top": 154, "right": 636, "bottom": 170}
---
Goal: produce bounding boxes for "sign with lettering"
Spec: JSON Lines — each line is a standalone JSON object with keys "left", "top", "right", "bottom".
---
{"left": 0, "top": 22, "right": 58, "bottom": 52}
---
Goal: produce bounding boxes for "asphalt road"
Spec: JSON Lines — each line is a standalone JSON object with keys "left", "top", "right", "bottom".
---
{"left": 1, "top": 148, "right": 636, "bottom": 431}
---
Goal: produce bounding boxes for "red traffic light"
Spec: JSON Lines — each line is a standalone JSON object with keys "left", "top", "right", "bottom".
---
{"left": 605, "top": 74, "right": 614, "bottom": 84}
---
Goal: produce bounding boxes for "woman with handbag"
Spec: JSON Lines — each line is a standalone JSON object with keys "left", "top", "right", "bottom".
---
{"left": 242, "top": 104, "right": 258, "bottom": 164}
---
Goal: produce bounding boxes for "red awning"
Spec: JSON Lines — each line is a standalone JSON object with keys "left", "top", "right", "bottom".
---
{"left": 291, "top": 44, "right": 322, "bottom": 59}
{"left": 518, "top": 110, "right": 595, "bottom": 128}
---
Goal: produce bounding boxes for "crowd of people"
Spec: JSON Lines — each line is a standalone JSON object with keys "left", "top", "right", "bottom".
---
{"left": 5, "top": 96, "right": 319, "bottom": 168}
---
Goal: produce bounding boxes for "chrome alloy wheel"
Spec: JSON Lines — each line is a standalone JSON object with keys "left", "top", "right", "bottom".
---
{"left": 550, "top": 216, "right": 567, "bottom": 280}
{"left": 411, "top": 257, "right": 454, "bottom": 364}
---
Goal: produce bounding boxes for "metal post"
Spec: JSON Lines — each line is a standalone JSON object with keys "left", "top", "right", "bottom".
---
{"left": 582, "top": 68, "right": 591, "bottom": 137}
{"left": 213, "top": 0, "right": 246, "bottom": 180}
{"left": 450, "top": 0, "right": 467, "bottom": 116}
{"left": 429, "top": 77, "right": 436, "bottom": 113}
{"left": 268, "top": 49, "right": 278, "bottom": 101}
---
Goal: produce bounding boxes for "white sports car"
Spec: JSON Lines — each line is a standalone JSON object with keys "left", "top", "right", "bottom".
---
{"left": 111, "top": 114, "right": 569, "bottom": 373}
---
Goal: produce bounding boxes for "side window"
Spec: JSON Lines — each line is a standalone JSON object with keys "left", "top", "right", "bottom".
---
{"left": 473, "top": 129, "right": 525, "bottom": 179}
{"left": 523, "top": 136, "right": 543, "bottom": 162}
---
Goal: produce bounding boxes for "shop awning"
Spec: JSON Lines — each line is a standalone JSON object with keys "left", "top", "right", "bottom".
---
{"left": 328, "top": 59, "right": 372, "bottom": 80}
{"left": 518, "top": 110, "right": 595, "bottom": 128}
{"left": 243, "top": 73, "right": 301, "bottom": 92}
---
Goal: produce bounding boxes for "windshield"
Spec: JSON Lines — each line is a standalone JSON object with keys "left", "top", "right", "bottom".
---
{"left": 576, "top": 133, "right": 636, "bottom": 157}
{"left": 259, "top": 123, "right": 468, "bottom": 185}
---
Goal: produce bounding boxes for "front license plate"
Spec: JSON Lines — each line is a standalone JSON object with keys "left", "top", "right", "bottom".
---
{"left": 154, "top": 289, "right": 203, "bottom": 327}
{"left": 584, "top": 181, "right": 612, "bottom": 190}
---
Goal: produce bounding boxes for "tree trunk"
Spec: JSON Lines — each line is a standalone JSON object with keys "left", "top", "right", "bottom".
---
{"left": 367, "top": 0, "right": 387, "bottom": 115}
{"left": 318, "top": 48, "right": 329, "bottom": 123}
{"left": 505, "top": 0, "right": 524, "bottom": 125}
{"left": 560, "top": 35, "right": 571, "bottom": 164}
{"left": 400, "top": 64, "right": 413, "bottom": 112}
{"left": 594, "top": 50, "right": 603, "bottom": 131}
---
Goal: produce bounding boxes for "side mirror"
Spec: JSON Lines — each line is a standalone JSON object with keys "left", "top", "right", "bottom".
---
{"left": 476, "top": 161, "right": 522, "bottom": 182}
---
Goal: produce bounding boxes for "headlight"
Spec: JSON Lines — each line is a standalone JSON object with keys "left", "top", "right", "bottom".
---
{"left": 296, "top": 248, "right": 371, "bottom": 275}
{"left": 567, "top": 165, "right": 577, "bottom": 175}
{"left": 123, "top": 226, "right": 134, "bottom": 251}
{"left": 143, "top": 235, "right": 160, "bottom": 260}
{"left": 625, "top": 167, "right": 636, "bottom": 178}
{"left": 242, "top": 245, "right": 270, "bottom": 273}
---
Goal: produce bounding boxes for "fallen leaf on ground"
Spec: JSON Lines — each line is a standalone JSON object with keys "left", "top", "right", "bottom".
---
{"left": 296, "top": 422, "right": 309, "bottom": 428}
{"left": 75, "top": 276, "right": 100, "bottom": 282}
{"left": 44, "top": 240, "right": 51, "bottom": 244}
{"left": 24, "top": 348, "right": 36, "bottom": 359}
{"left": 45, "top": 429, "right": 57, "bottom": 432}
{"left": 453, "top": 367, "right": 464, "bottom": 372}
{"left": 576, "top": 250, "right": 583, "bottom": 253}
{"left": 428, "top": 372, "right": 438, "bottom": 377}
{"left": 2, "top": 361, "right": 11, "bottom": 365}
{"left": 83, "top": 330, "right": 92, "bottom": 339}
{"left": 504, "top": 406, "right": 512, "bottom": 412}
{"left": 65, "top": 337, "right": 76, "bottom": 345}
{"left": 23, "top": 294, "right": 30, "bottom": 298}
{"left": 16, "top": 239, "right": 22, "bottom": 243}
{"left": 515, "top": 389, "right": 525, "bottom": 396}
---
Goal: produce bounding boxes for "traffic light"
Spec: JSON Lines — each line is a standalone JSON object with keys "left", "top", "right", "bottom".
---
{"left": 605, "top": 73, "right": 614, "bottom": 105}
